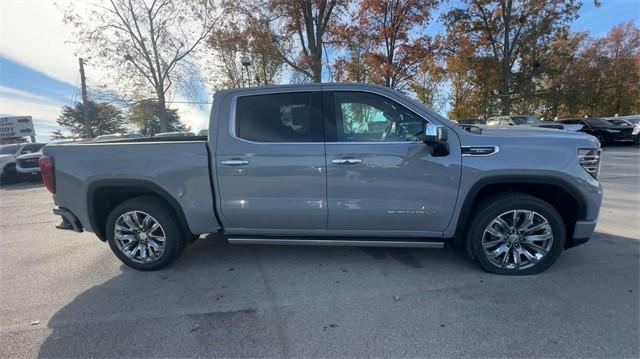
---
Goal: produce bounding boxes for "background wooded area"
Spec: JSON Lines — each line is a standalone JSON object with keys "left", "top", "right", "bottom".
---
{"left": 55, "top": 0, "right": 640, "bottom": 136}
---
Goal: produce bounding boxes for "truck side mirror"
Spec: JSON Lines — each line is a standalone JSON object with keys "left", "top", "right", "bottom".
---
{"left": 424, "top": 123, "right": 448, "bottom": 143}
{"left": 423, "top": 123, "right": 449, "bottom": 157}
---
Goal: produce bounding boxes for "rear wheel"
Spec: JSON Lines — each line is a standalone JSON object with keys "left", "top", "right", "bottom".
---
{"left": 468, "top": 193, "right": 566, "bottom": 275}
{"left": 106, "top": 196, "right": 186, "bottom": 270}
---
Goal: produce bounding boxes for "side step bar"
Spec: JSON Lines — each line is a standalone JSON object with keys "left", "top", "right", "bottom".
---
{"left": 227, "top": 237, "right": 444, "bottom": 248}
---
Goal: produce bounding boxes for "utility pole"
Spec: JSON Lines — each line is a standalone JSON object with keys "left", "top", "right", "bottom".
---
{"left": 78, "top": 58, "right": 92, "bottom": 138}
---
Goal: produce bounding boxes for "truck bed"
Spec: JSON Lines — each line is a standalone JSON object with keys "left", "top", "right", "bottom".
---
{"left": 44, "top": 140, "right": 219, "bottom": 236}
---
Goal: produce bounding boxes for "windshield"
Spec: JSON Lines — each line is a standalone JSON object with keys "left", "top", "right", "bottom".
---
{"left": 511, "top": 116, "right": 541, "bottom": 125}
{"left": 0, "top": 145, "right": 20, "bottom": 155}
{"left": 22, "top": 144, "right": 45, "bottom": 153}
{"left": 586, "top": 118, "right": 612, "bottom": 127}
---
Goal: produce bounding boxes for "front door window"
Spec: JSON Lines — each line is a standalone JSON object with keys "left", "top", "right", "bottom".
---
{"left": 334, "top": 92, "right": 425, "bottom": 142}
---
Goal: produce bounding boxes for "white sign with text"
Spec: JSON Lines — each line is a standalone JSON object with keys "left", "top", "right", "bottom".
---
{"left": 0, "top": 116, "right": 36, "bottom": 138}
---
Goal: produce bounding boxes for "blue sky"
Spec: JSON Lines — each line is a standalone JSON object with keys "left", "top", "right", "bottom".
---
{"left": 1, "top": 0, "right": 638, "bottom": 142}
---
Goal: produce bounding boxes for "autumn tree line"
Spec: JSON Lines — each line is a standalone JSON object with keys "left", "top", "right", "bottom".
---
{"left": 57, "top": 0, "right": 639, "bottom": 138}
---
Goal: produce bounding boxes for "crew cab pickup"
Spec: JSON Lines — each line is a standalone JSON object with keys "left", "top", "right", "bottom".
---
{"left": 42, "top": 84, "right": 603, "bottom": 275}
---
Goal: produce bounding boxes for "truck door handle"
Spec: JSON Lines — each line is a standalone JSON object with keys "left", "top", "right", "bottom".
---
{"left": 221, "top": 159, "right": 249, "bottom": 166}
{"left": 332, "top": 158, "right": 362, "bottom": 165}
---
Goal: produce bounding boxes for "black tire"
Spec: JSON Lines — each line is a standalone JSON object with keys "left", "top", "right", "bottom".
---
{"left": 106, "top": 196, "right": 186, "bottom": 270}
{"left": 467, "top": 193, "right": 566, "bottom": 275}
{"left": 0, "top": 164, "right": 17, "bottom": 186}
{"left": 596, "top": 135, "right": 608, "bottom": 147}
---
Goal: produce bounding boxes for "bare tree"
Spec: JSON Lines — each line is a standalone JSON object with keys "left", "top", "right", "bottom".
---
{"left": 207, "top": 3, "right": 285, "bottom": 89}
{"left": 62, "top": 0, "right": 219, "bottom": 131}
{"left": 266, "top": 0, "right": 347, "bottom": 82}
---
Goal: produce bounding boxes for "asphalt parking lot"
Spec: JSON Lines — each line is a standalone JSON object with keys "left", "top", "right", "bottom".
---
{"left": 0, "top": 146, "right": 638, "bottom": 358}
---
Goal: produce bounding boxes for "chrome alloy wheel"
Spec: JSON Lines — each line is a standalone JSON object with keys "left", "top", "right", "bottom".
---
{"left": 114, "top": 211, "right": 166, "bottom": 264}
{"left": 482, "top": 210, "right": 554, "bottom": 271}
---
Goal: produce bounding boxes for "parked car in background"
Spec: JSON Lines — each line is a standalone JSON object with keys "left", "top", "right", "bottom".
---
{"left": 604, "top": 115, "right": 640, "bottom": 125}
{"left": 486, "top": 115, "right": 582, "bottom": 131}
{"left": 0, "top": 143, "right": 46, "bottom": 185}
{"left": 42, "top": 83, "right": 603, "bottom": 275}
{"left": 604, "top": 117, "right": 640, "bottom": 144}
{"left": 559, "top": 118, "right": 635, "bottom": 146}
{"left": 455, "top": 118, "right": 486, "bottom": 125}
{"left": 154, "top": 131, "right": 196, "bottom": 138}
{"left": 16, "top": 150, "right": 44, "bottom": 180}
{"left": 604, "top": 118, "right": 633, "bottom": 127}
{"left": 93, "top": 133, "right": 145, "bottom": 142}
{"left": 197, "top": 129, "right": 208, "bottom": 137}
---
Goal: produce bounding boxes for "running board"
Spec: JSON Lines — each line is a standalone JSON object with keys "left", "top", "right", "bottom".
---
{"left": 227, "top": 237, "right": 445, "bottom": 248}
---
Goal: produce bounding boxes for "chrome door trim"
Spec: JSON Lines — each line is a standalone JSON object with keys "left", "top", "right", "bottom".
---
{"left": 227, "top": 237, "right": 444, "bottom": 248}
{"left": 325, "top": 141, "right": 424, "bottom": 145}
{"left": 228, "top": 87, "right": 434, "bottom": 145}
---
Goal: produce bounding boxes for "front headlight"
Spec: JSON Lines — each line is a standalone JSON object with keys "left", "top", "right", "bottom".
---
{"left": 578, "top": 148, "right": 602, "bottom": 179}
{"left": 605, "top": 129, "right": 621, "bottom": 133}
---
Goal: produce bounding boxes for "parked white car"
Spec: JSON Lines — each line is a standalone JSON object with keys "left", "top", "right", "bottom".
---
{"left": 93, "top": 133, "right": 145, "bottom": 142}
{"left": 16, "top": 150, "right": 43, "bottom": 179}
{"left": 153, "top": 131, "right": 196, "bottom": 138}
{"left": 0, "top": 143, "right": 46, "bottom": 184}
{"left": 486, "top": 115, "right": 583, "bottom": 131}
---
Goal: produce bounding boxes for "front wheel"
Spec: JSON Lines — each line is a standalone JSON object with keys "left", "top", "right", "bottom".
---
{"left": 106, "top": 196, "right": 186, "bottom": 270}
{"left": 468, "top": 193, "right": 566, "bottom": 275}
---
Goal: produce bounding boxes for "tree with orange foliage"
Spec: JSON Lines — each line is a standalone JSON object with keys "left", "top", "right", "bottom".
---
{"left": 330, "top": 20, "right": 373, "bottom": 83}
{"left": 345, "top": 0, "right": 439, "bottom": 90}
{"left": 445, "top": 0, "right": 580, "bottom": 115}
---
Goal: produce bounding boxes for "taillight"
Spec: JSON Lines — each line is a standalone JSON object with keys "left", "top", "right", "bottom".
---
{"left": 578, "top": 148, "right": 601, "bottom": 179}
{"left": 39, "top": 155, "right": 55, "bottom": 193}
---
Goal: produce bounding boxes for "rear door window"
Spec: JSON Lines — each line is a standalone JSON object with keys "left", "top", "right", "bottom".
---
{"left": 235, "top": 92, "right": 323, "bottom": 142}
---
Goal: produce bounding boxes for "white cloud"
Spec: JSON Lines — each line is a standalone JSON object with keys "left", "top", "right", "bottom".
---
{"left": 0, "top": 0, "right": 78, "bottom": 85}
{"left": 0, "top": 0, "right": 212, "bottom": 136}
{"left": 0, "top": 86, "right": 63, "bottom": 107}
{"left": 0, "top": 89, "right": 63, "bottom": 128}
{"left": 170, "top": 97, "right": 211, "bottom": 132}
{"left": 0, "top": 88, "right": 66, "bottom": 141}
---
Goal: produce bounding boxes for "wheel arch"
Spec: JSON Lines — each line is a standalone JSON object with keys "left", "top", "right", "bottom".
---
{"left": 87, "top": 179, "right": 194, "bottom": 243}
{"left": 453, "top": 175, "right": 588, "bottom": 252}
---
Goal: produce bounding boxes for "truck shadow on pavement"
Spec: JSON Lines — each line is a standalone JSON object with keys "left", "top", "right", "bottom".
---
{"left": 0, "top": 179, "right": 43, "bottom": 191}
{"left": 36, "top": 232, "right": 639, "bottom": 358}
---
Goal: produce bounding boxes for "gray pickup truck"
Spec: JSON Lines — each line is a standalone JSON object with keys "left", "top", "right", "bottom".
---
{"left": 42, "top": 84, "right": 603, "bottom": 275}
